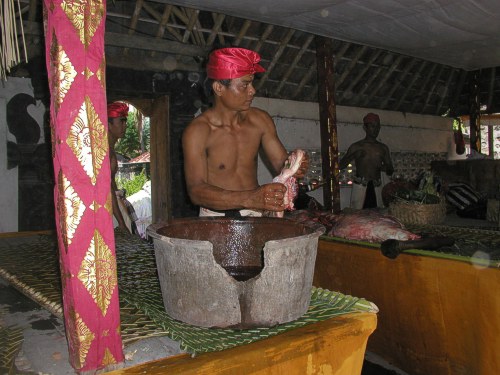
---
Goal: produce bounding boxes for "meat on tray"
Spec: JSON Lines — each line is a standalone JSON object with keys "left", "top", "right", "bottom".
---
{"left": 287, "top": 209, "right": 420, "bottom": 243}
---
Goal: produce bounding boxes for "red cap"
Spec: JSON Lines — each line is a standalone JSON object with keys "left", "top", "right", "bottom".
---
{"left": 363, "top": 113, "right": 380, "bottom": 124}
{"left": 107, "top": 102, "right": 129, "bottom": 118}
{"left": 206, "top": 48, "right": 266, "bottom": 80}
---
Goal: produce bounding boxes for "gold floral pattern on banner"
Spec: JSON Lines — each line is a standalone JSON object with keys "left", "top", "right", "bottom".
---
{"left": 57, "top": 171, "right": 86, "bottom": 250}
{"left": 61, "top": 0, "right": 104, "bottom": 48}
{"left": 101, "top": 348, "right": 117, "bottom": 367}
{"left": 103, "top": 192, "right": 113, "bottom": 215}
{"left": 50, "top": 31, "right": 76, "bottom": 114}
{"left": 66, "top": 96, "right": 107, "bottom": 185}
{"left": 67, "top": 308, "right": 94, "bottom": 369}
{"left": 50, "top": 118, "right": 56, "bottom": 158}
{"left": 83, "top": 67, "right": 94, "bottom": 80}
{"left": 78, "top": 230, "right": 118, "bottom": 316}
{"left": 54, "top": 174, "right": 68, "bottom": 250}
{"left": 96, "top": 57, "right": 105, "bottom": 88}
{"left": 89, "top": 200, "right": 101, "bottom": 212}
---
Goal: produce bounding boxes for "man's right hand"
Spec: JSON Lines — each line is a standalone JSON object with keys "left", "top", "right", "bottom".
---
{"left": 252, "top": 183, "right": 287, "bottom": 211}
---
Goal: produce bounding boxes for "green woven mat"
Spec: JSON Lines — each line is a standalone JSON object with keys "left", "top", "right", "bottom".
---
{"left": 0, "top": 231, "right": 376, "bottom": 355}
{"left": 115, "top": 230, "right": 377, "bottom": 353}
{"left": 0, "top": 308, "right": 24, "bottom": 375}
{"left": 405, "top": 223, "right": 500, "bottom": 266}
{"left": 0, "top": 233, "right": 167, "bottom": 345}
{"left": 321, "top": 223, "right": 500, "bottom": 267}
{"left": 0, "top": 326, "right": 23, "bottom": 375}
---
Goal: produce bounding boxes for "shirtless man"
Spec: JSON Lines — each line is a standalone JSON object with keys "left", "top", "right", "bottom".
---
{"left": 339, "top": 113, "right": 394, "bottom": 209}
{"left": 107, "top": 102, "right": 131, "bottom": 231}
{"left": 182, "top": 47, "right": 307, "bottom": 217}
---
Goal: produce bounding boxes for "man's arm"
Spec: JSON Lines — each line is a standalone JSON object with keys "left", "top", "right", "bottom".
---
{"left": 339, "top": 145, "right": 356, "bottom": 170}
{"left": 382, "top": 144, "right": 394, "bottom": 176}
{"left": 257, "top": 109, "right": 289, "bottom": 175}
{"left": 111, "top": 177, "right": 130, "bottom": 232}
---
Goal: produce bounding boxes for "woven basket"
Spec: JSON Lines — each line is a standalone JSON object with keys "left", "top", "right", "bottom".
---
{"left": 389, "top": 198, "right": 447, "bottom": 225}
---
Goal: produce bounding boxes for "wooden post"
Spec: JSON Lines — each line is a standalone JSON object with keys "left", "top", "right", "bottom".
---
{"left": 315, "top": 36, "right": 340, "bottom": 213}
{"left": 43, "top": 0, "right": 124, "bottom": 372}
{"left": 150, "top": 96, "right": 171, "bottom": 223}
{"left": 469, "top": 70, "right": 481, "bottom": 152}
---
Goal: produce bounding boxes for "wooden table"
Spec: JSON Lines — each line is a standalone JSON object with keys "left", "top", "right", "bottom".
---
{"left": 314, "top": 237, "right": 500, "bottom": 375}
{"left": 108, "top": 312, "right": 377, "bottom": 375}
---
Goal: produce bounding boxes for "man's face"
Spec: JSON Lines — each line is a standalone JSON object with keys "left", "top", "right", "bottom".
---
{"left": 109, "top": 117, "right": 127, "bottom": 139}
{"left": 364, "top": 121, "right": 380, "bottom": 138}
{"left": 218, "top": 74, "right": 256, "bottom": 110}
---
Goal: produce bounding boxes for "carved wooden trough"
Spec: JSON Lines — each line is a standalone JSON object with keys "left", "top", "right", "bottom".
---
{"left": 147, "top": 217, "right": 325, "bottom": 328}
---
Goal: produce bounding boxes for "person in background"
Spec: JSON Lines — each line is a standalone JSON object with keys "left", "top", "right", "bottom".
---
{"left": 107, "top": 102, "right": 137, "bottom": 233}
{"left": 182, "top": 47, "right": 307, "bottom": 217}
{"left": 339, "top": 112, "right": 394, "bottom": 209}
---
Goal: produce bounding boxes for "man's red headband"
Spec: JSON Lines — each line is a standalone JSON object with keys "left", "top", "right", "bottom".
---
{"left": 363, "top": 113, "right": 380, "bottom": 124}
{"left": 206, "top": 47, "right": 266, "bottom": 80}
{"left": 107, "top": 102, "right": 129, "bottom": 118}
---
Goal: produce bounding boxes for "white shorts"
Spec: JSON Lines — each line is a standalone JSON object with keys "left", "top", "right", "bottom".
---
{"left": 350, "top": 182, "right": 384, "bottom": 209}
{"left": 199, "top": 207, "right": 263, "bottom": 217}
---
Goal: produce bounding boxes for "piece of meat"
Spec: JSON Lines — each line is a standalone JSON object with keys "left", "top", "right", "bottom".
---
{"left": 328, "top": 210, "right": 420, "bottom": 243}
{"left": 272, "top": 149, "right": 306, "bottom": 217}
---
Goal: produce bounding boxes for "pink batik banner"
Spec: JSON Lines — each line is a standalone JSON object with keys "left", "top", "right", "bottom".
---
{"left": 44, "top": 0, "right": 124, "bottom": 371}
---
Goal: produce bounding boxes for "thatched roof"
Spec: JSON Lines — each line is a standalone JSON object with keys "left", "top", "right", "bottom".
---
{"left": 12, "top": 0, "right": 500, "bottom": 116}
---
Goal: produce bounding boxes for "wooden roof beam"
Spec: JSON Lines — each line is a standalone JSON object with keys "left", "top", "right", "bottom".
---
{"left": 28, "top": 0, "right": 37, "bottom": 21}
{"left": 395, "top": 61, "right": 428, "bottom": 111}
{"left": 154, "top": 4, "right": 173, "bottom": 39}
{"left": 253, "top": 24, "right": 274, "bottom": 53}
{"left": 106, "top": 10, "right": 309, "bottom": 53}
{"left": 381, "top": 58, "right": 417, "bottom": 108}
{"left": 128, "top": 0, "right": 144, "bottom": 35}
{"left": 206, "top": 13, "right": 226, "bottom": 47}
{"left": 292, "top": 42, "right": 350, "bottom": 99}
{"left": 151, "top": 4, "right": 173, "bottom": 57}
{"left": 182, "top": 8, "right": 201, "bottom": 44}
{"left": 105, "top": 32, "right": 208, "bottom": 57}
{"left": 191, "top": 10, "right": 208, "bottom": 46}
{"left": 337, "top": 45, "right": 368, "bottom": 89}
{"left": 233, "top": 19, "right": 252, "bottom": 46}
{"left": 361, "top": 54, "right": 404, "bottom": 107}
{"left": 435, "top": 68, "right": 456, "bottom": 115}
{"left": 123, "top": 0, "right": 144, "bottom": 56}
{"left": 487, "top": 67, "right": 496, "bottom": 113}
{"left": 274, "top": 34, "right": 314, "bottom": 96}
{"left": 421, "top": 64, "right": 446, "bottom": 113}
{"left": 341, "top": 49, "right": 382, "bottom": 97}
{"left": 306, "top": 82, "right": 318, "bottom": 102}
{"left": 256, "top": 28, "right": 296, "bottom": 90}
{"left": 409, "top": 63, "right": 438, "bottom": 113}
{"left": 352, "top": 60, "right": 386, "bottom": 106}
{"left": 292, "top": 65, "right": 316, "bottom": 99}
{"left": 449, "top": 69, "right": 467, "bottom": 117}
{"left": 105, "top": 52, "right": 201, "bottom": 72}
{"left": 141, "top": 2, "right": 183, "bottom": 41}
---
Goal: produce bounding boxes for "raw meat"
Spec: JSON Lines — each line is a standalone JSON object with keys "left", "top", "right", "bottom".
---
{"left": 272, "top": 149, "right": 306, "bottom": 217}
{"left": 329, "top": 210, "right": 420, "bottom": 243}
{"left": 287, "top": 209, "right": 420, "bottom": 243}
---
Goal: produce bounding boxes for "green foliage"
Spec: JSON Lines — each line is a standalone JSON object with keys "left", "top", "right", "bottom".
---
{"left": 115, "top": 112, "right": 141, "bottom": 159}
{"left": 117, "top": 170, "right": 148, "bottom": 196}
{"left": 142, "top": 118, "right": 151, "bottom": 152}
{"left": 393, "top": 189, "right": 441, "bottom": 204}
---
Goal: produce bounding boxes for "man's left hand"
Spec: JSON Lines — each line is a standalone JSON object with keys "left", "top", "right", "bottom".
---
{"left": 294, "top": 152, "right": 309, "bottom": 179}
